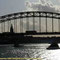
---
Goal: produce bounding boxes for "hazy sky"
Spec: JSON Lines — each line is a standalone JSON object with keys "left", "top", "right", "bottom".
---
{"left": 0, "top": 0, "right": 25, "bottom": 16}
{"left": 0, "top": 0, "right": 60, "bottom": 16}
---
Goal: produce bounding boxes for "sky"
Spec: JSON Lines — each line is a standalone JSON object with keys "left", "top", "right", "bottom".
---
{"left": 0, "top": 0, "right": 25, "bottom": 16}
{"left": 0, "top": 0, "right": 60, "bottom": 16}
{"left": 26, "top": 0, "right": 60, "bottom": 12}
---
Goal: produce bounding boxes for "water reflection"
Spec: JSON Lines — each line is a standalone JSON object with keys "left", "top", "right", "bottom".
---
{"left": 0, "top": 44, "right": 60, "bottom": 60}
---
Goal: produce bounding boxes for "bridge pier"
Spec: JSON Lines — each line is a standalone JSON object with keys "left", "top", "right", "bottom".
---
{"left": 14, "top": 43, "right": 19, "bottom": 47}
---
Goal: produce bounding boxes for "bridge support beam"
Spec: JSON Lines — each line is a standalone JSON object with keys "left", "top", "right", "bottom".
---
{"left": 4, "top": 22, "right": 5, "bottom": 32}
{"left": 46, "top": 16, "right": 47, "bottom": 32}
{"left": 14, "top": 20, "right": 17, "bottom": 32}
{"left": 8, "top": 21, "right": 10, "bottom": 32}
{"left": 26, "top": 17, "right": 29, "bottom": 31}
{"left": 58, "top": 19, "right": 60, "bottom": 32}
{"left": 1, "top": 23, "right": 2, "bottom": 33}
{"left": 39, "top": 17, "right": 41, "bottom": 32}
{"left": 33, "top": 12, "right": 35, "bottom": 31}
{"left": 33, "top": 17, "right": 35, "bottom": 31}
{"left": 52, "top": 14, "right": 54, "bottom": 32}
{"left": 20, "top": 18, "right": 23, "bottom": 32}
{"left": 46, "top": 13, "right": 48, "bottom": 32}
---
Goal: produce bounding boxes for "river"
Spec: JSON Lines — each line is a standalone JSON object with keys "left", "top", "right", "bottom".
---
{"left": 0, "top": 44, "right": 60, "bottom": 60}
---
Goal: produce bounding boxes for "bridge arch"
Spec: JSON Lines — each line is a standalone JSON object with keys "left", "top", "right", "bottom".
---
{"left": 0, "top": 11, "right": 60, "bottom": 33}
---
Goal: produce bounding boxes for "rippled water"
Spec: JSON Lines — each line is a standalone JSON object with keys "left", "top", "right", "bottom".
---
{"left": 0, "top": 44, "right": 60, "bottom": 60}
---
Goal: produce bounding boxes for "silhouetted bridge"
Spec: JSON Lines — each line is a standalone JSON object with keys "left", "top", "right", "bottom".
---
{"left": 0, "top": 11, "right": 60, "bottom": 44}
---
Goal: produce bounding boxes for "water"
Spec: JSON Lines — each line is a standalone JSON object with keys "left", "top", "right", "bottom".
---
{"left": 0, "top": 44, "right": 60, "bottom": 60}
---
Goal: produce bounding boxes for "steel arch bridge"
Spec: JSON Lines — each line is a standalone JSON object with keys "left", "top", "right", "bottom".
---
{"left": 0, "top": 11, "right": 60, "bottom": 34}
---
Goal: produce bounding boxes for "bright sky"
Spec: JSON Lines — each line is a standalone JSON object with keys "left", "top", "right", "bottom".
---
{"left": 0, "top": 0, "right": 60, "bottom": 16}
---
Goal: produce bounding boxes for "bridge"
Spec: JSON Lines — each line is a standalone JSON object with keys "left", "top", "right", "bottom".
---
{"left": 0, "top": 11, "right": 60, "bottom": 44}
{"left": 0, "top": 11, "right": 60, "bottom": 33}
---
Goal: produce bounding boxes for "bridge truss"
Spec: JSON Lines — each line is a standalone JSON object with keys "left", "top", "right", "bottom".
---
{"left": 0, "top": 11, "right": 60, "bottom": 33}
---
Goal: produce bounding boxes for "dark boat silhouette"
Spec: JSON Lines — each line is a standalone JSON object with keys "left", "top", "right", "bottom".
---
{"left": 47, "top": 42, "right": 59, "bottom": 49}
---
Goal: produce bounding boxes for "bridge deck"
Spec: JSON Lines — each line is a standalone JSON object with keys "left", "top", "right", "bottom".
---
{"left": 0, "top": 31, "right": 60, "bottom": 44}
{"left": 1, "top": 31, "right": 60, "bottom": 35}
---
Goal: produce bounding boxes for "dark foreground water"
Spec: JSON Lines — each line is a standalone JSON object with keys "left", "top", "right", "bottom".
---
{"left": 0, "top": 44, "right": 60, "bottom": 60}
